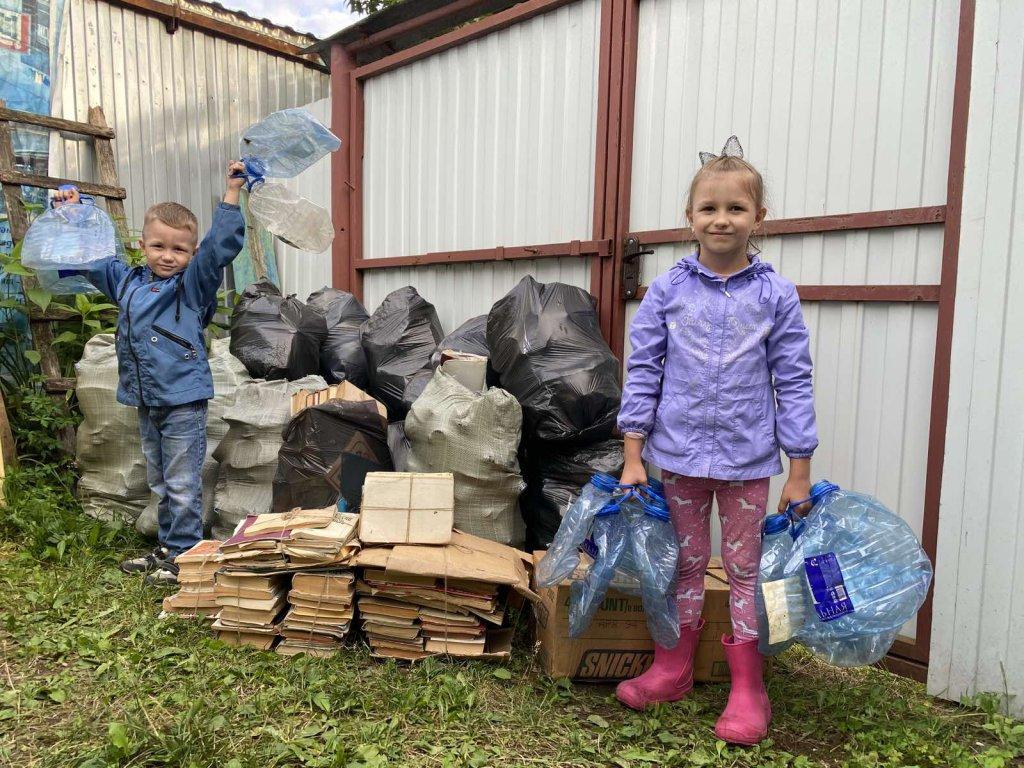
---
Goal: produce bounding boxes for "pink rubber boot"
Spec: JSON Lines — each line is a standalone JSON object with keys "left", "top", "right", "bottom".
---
{"left": 714, "top": 634, "right": 771, "bottom": 745}
{"left": 615, "top": 620, "right": 703, "bottom": 710}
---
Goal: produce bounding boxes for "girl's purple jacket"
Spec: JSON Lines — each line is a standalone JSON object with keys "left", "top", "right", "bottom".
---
{"left": 618, "top": 254, "right": 818, "bottom": 481}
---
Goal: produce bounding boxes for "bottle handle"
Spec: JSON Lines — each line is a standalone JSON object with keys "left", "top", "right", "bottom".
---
{"left": 235, "top": 157, "right": 267, "bottom": 192}
{"left": 50, "top": 184, "right": 95, "bottom": 208}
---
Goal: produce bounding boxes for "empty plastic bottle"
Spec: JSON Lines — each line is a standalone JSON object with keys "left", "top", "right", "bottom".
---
{"left": 21, "top": 187, "right": 116, "bottom": 270}
{"left": 535, "top": 472, "right": 619, "bottom": 588}
{"left": 626, "top": 491, "right": 681, "bottom": 648}
{"left": 239, "top": 108, "right": 341, "bottom": 179}
{"left": 569, "top": 498, "right": 631, "bottom": 639}
{"left": 755, "top": 511, "right": 807, "bottom": 656}
{"left": 247, "top": 182, "right": 335, "bottom": 253}
{"left": 755, "top": 480, "right": 933, "bottom": 667}
{"left": 792, "top": 481, "right": 933, "bottom": 666}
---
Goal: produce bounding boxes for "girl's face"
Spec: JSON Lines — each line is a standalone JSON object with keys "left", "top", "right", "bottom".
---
{"left": 687, "top": 171, "right": 766, "bottom": 269}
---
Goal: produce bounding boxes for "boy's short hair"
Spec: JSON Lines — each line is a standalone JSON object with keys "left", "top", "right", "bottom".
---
{"left": 144, "top": 202, "right": 199, "bottom": 244}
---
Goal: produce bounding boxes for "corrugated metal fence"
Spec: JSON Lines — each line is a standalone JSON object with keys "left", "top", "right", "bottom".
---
{"left": 47, "top": 0, "right": 328, "bottom": 240}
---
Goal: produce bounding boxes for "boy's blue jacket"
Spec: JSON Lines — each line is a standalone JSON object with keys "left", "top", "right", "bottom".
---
{"left": 85, "top": 202, "right": 245, "bottom": 407}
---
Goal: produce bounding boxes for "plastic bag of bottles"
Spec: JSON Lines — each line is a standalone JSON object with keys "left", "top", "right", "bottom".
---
{"left": 35, "top": 269, "right": 98, "bottom": 295}
{"left": 21, "top": 192, "right": 116, "bottom": 270}
{"left": 755, "top": 480, "right": 933, "bottom": 666}
{"left": 567, "top": 484, "right": 680, "bottom": 648}
{"left": 240, "top": 107, "right": 341, "bottom": 178}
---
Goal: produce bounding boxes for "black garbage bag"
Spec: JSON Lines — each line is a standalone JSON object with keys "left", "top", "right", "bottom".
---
{"left": 361, "top": 286, "right": 444, "bottom": 420}
{"left": 519, "top": 438, "right": 625, "bottom": 551}
{"left": 401, "top": 366, "right": 436, "bottom": 414}
{"left": 229, "top": 280, "right": 327, "bottom": 380}
{"left": 429, "top": 314, "right": 489, "bottom": 366}
{"left": 272, "top": 399, "right": 392, "bottom": 512}
{"left": 487, "top": 276, "right": 620, "bottom": 444}
{"left": 387, "top": 421, "right": 411, "bottom": 472}
{"left": 306, "top": 287, "right": 370, "bottom": 388}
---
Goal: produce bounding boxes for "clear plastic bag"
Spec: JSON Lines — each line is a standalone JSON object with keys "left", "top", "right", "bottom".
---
{"left": 240, "top": 107, "right": 341, "bottom": 179}
{"left": 755, "top": 481, "right": 933, "bottom": 666}
{"left": 21, "top": 201, "right": 116, "bottom": 270}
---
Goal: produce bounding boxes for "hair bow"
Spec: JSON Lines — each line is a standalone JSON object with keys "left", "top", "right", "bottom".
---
{"left": 699, "top": 135, "right": 744, "bottom": 166}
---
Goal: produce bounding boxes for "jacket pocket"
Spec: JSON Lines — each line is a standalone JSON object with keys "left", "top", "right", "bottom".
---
{"left": 152, "top": 324, "right": 199, "bottom": 361}
{"left": 722, "top": 372, "right": 776, "bottom": 460}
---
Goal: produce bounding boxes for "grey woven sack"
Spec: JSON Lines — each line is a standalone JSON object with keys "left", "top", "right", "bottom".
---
{"left": 406, "top": 367, "right": 525, "bottom": 547}
{"left": 135, "top": 339, "right": 250, "bottom": 538}
{"left": 210, "top": 374, "right": 326, "bottom": 539}
{"left": 75, "top": 334, "right": 149, "bottom": 523}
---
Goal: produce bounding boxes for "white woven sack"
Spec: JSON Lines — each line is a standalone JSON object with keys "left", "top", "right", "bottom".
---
{"left": 406, "top": 367, "right": 525, "bottom": 547}
{"left": 210, "top": 374, "right": 326, "bottom": 539}
{"left": 75, "top": 334, "right": 148, "bottom": 522}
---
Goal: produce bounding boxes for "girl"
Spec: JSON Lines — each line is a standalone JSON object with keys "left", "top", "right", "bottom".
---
{"left": 615, "top": 138, "right": 817, "bottom": 746}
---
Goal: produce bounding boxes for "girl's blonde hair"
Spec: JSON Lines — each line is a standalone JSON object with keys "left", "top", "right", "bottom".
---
{"left": 685, "top": 155, "right": 767, "bottom": 254}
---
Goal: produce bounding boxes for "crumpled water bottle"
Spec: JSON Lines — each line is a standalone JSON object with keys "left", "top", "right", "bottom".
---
{"left": 237, "top": 108, "right": 341, "bottom": 253}
{"left": 568, "top": 484, "right": 680, "bottom": 648}
{"left": 535, "top": 472, "right": 619, "bottom": 588}
{"left": 21, "top": 186, "right": 116, "bottom": 270}
{"left": 240, "top": 108, "right": 341, "bottom": 178}
{"left": 756, "top": 480, "right": 933, "bottom": 667}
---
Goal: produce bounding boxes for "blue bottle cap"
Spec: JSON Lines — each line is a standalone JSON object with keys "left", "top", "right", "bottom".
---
{"left": 810, "top": 480, "right": 841, "bottom": 503}
{"left": 763, "top": 512, "right": 790, "bottom": 535}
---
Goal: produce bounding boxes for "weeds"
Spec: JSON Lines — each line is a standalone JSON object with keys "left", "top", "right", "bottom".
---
{"left": 1, "top": 469, "right": 1022, "bottom": 767}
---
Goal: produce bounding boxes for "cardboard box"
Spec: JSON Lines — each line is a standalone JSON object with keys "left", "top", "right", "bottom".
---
{"left": 532, "top": 553, "right": 731, "bottom": 683}
{"left": 439, "top": 352, "right": 488, "bottom": 392}
{"left": 358, "top": 472, "right": 455, "bottom": 545}
{"left": 290, "top": 381, "right": 387, "bottom": 419}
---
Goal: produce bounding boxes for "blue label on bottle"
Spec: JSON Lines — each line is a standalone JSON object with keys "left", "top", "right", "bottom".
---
{"left": 804, "top": 552, "right": 855, "bottom": 621}
{"left": 580, "top": 537, "right": 599, "bottom": 560}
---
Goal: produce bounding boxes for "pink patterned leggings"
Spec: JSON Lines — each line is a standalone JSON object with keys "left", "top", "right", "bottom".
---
{"left": 662, "top": 472, "right": 771, "bottom": 641}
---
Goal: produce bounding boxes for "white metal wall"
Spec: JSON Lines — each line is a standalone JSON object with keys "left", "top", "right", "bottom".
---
{"left": 360, "top": 0, "right": 601, "bottom": 329}
{"left": 630, "top": 0, "right": 957, "bottom": 230}
{"left": 626, "top": 0, "right": 960, "bottom": 645}
{"left": 928, "top": 0, "right": 1024, "bottom": 716}
{"left": 47, "top": 0, "right": 328, "bottom": 238}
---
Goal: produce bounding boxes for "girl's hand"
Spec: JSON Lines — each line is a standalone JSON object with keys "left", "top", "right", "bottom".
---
{"left": 619, "top": 463, "right": 648, "bottom": 488}
{"left": 620, "top": 434, "right": 648, "bottom": 487}
{"left": 778, "top": 457, "right": 812, "bottom": 514}
{"left": 52, "top": 187, "right": 81, "bottom": 207}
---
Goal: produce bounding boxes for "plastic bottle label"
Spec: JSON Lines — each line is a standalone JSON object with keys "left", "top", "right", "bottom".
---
{"left": 761, "top": 576, "right": 802, "bottom": 643}
{"left": 804, "top": 553, "right": 855, "bottom": 621}
{"left": 580, "top": 537, "right": 599, "bottom": 560}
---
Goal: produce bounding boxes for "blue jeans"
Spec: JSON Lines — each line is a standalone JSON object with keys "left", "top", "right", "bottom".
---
{"left": 137, "top": 400, "right": 207, "bottom": 557}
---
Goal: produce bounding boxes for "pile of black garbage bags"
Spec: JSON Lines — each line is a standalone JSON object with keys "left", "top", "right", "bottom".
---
{"left": 229, "top": 276, "right": 623, "bottom": 550}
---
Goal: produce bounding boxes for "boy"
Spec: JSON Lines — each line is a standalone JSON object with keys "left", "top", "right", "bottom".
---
{"left": 56, "top": 161, "right": 246, "bottom": 584}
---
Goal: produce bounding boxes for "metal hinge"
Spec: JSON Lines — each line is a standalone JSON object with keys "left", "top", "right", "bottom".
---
{"left": 621, "top": 236, "right": 654, "bottom": 299}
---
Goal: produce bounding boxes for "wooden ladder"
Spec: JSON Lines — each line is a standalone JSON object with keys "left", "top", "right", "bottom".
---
{"left": 0, "top": 101, "right": 129, "bottom": 461}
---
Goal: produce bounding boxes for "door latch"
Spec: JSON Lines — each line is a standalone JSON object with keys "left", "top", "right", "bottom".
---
{"left": 621, "top": 236, "right": 654, "bottom": 299}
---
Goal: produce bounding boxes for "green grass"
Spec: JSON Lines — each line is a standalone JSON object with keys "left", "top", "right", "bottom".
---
{"left": 1, "top": 464, "right": 1022, "bottom": 768}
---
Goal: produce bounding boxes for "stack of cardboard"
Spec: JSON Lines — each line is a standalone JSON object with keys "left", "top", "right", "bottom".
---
{"left": 212, "top": 571, "right": 289, "bottom": 650}
{"left": 161, "top": 540, "right": 222, "bottom": 618}
{"left": 353, "top": 530, "right": 536, "bottom": 661}
{"left": 290, "top": 381, "right": 387, "bottom": 419}
{"left": 277, "top": 572, "right": 356, "bottom": 657}
{"left": 218, "top": 507, "right": 360, "bottom": 570}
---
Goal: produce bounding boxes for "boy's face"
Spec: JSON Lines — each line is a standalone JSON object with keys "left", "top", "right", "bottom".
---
{"left": 143, "top": 220, "right": 198, "bottom": 278}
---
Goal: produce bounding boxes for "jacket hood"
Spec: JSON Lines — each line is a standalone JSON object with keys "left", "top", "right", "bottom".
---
{"left": 671, "top": 252, "right": 775, "bottom": 282}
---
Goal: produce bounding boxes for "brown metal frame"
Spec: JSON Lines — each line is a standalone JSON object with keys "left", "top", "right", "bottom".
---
{"left": 329, "top": 0, "right": 976, "bottom": 679}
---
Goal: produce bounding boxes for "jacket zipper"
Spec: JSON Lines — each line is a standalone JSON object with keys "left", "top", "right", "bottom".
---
{"left": 124, "top": 282, "right": 146, "bottom": 406}
{"left": 153, "top": 324, "right": 198, "bottom": 356}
